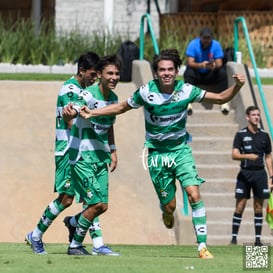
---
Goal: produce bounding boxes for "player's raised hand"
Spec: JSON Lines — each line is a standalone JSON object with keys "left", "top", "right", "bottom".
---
{"left": 80, "top": 105, "right": 93, "bottom": 119}
{"left": 232, "top": 73, "right": 245, "bottom": 87}
{"left": 62, "top": 103, "right": 77, "bottom": 122}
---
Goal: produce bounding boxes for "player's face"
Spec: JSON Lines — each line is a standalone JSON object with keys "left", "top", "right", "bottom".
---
{"left": 156, "top": 60, "right": 178, "bottom": 87}
{"left": 83, "top": 68, "right": 98, "bottom": 87}
{"left": 246, "top": 110, "right": 260, "bottom": 126}
{"left": 98, "top": 64, "right": 120, "bottom": 91}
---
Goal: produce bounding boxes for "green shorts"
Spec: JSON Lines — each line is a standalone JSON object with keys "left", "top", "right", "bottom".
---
{"left": 71, "top": 159, "right": 109, "bottom": 205}
{"left": 147, "top": 143, "right": 205, "bottom": 205}
{"left": 55, "top": 152, "right": 75, "bottom": 196}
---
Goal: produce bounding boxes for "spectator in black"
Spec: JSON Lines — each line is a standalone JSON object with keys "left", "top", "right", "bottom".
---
{"left": 230, "top": 106, "right": 273, "bottom": 246}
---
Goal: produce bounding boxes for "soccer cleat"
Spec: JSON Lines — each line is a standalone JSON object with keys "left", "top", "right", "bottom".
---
{"left": 220, "top": 103, "right": 230, "bottom": 115}
{"left": 255, "top": 240, "right": 263, "bottom": 246}
{"left": 92, "top": 245, "right": 120, "bottom": 256}
{"left": 162, "top": 212, "right": 174, "bottom": 229}
{"left": 199, "top": 247, "right": 214, "bottom": 259}
{"left": 230, "top": 238, "right": 237, "bottom": 245}
{"left": 67, "top": 246, "right": 90, "bottom": 255}
{"left": 63, "top": 216, "right": 76, "bottom": 243}
{"left": 25, "top": 232, "right": 47, "bottom": 255}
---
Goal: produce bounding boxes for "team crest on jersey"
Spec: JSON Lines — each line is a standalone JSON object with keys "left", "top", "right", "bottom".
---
{"left": 67, "top": 91, "right": 74, "bottom": 98}
{"left": 160, "top": 189, "right": 168, "bottom": 198}
{"left": 243, "top": 136, "right": 252, "bottom": 142}
{"left": 172, "top": 93, "right": 180, "bottom": 102}
{"left": 64, "top": 179, "right": 71, "bottom": 189}
{"left": 87, "top": 189, "right": 93, "bottom": 199}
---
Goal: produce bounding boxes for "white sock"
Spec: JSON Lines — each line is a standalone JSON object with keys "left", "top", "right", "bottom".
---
{"left": 198, "top": 242, "right": 206, "bottom": 251}
{"left": 32, "top": 227, "right": 43, "bottom": 241}
{"left": 70, "top": 239, "right": 82, "bottom": 248}
{"left": 92, "top": 237, "right": 104, "bottom": 249}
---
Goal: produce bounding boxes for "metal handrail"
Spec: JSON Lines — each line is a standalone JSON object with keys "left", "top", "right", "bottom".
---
{"left": 139, "top": 13, "right": 159, "bottom": 59}
{"left": 234, "top": 16, "right": 273, "bottom": 140}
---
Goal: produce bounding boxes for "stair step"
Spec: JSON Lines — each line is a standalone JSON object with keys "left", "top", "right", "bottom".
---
{"left": 193, "top": 151, "right": 234, "bottom": 164}
{"left": 187, "top": 123, "right": 239, "bottom": 137}
{"left": 188, "top": 102, "right": 229, "bottom": 111}
{"left": 188, "top": 109, "right": 235, "bottom": 123}
{"left": 189, "top": 137, "right": 233, "bottom": 150}
{"left": 207, "top": 235, "right": 273, "bottom": 245}
{"left": 201, "top": 178, "right": 235, "bottom": 192}
{"left": 201, "top": 192, "right": 234, "bottom": 206}
{"left": 206, "top": 221, "right": 271, "bottom": 237}
{"left": 197, "top": 164, "right": 239, "bottom": 178}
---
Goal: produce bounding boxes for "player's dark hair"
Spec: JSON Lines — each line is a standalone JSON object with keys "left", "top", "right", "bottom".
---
{"left": 76, "top": 51, "right": 100, "bottom": 74}
{"left": 95, "top": 54, "right": 122, "bottom": 73}
{"left": 152, "top": 48, "right": 182, "bottom": 72}
{"left": 245, "top": 105, "right": 260, "bottom": 115}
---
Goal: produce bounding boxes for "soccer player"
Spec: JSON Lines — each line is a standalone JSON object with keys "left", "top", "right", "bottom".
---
{"left": 79, "top": 49, "right": 245, "bottom": 258}
{"left": 230, "top": 106, "right": 273, "bottom": 246}
{"left": 62, "top": 54, "right": 121, "bottom": 255}
{"left": 26, "top": 52, "right": 118, "bottom": 256}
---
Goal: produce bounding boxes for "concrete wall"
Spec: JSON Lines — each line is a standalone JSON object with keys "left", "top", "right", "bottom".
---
{"left": 55, "top": 0, "right": 168, "bottom": 40}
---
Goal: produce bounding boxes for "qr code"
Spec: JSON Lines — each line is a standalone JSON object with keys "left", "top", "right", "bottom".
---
{"left": 243, "top": 244, "right": 271, "bottom": 271}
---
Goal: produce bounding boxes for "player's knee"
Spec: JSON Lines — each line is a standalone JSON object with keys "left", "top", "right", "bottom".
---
{"left": 62, "top": 198, "right": 74, "bottom": 207}
{"left": 188, "top": 192, "right": 200, "bottom": 204}
{"left": 58, "top": 194, "right": 74, "bottom": 207}
{"left": 93, "top": 202, "right": 108, "bottom": 215}
{"left": 163, "top": 200, "right": 176, "bottom": 214}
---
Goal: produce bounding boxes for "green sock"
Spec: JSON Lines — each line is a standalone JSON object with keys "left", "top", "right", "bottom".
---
{"left": 72, "top": 214, "right": 92, "bottom": 245}
{"left": 191, "top": 200, "right": 207, "bottom": 244}
{"left": 37, "top": 199, "right": 65, "bottom": 233}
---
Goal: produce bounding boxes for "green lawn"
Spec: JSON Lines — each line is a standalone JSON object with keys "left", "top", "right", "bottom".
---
{"left": 0, "top": 73, "right": 69, "bottom": 81}
{"left": 0, "top": 243, "right": 271, "bottom": 273}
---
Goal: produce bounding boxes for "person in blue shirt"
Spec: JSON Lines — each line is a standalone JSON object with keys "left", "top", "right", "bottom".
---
{"left": 183, "top": 27, "right": 229, "bottom": 114}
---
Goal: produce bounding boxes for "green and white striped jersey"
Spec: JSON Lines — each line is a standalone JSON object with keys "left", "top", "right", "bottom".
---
{"left": 127, "top": 79, "right": 206, "bottom": 151}
{"left": 55, "top": 76, "right": 82, "bottom": 156}
{"left": 69, "top": 84, "right": 118, "bottom": 165}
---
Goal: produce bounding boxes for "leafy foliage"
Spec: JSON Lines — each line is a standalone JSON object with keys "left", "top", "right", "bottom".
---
{"left": 0, "top": 17, "right": 268, "bottom": 68}
{"left": 0, "top": 18, "right": 124, "bottom": 65}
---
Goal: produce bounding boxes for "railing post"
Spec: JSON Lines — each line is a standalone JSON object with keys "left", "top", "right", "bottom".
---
{"left": 233, "top": 16, "right": 273, "bottom": 140}
{"left": 139, "top": 13, "right": 159, "bottom": 60}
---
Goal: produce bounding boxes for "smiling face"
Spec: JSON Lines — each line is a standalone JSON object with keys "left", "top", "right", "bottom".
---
{"left": 155, "top": 60, "right": 178, "bottom": 91}
{"left": 98, "top": 64, "right": 120, "bottom": 92}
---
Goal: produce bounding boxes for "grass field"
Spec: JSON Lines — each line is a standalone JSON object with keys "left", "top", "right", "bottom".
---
{"left": 0, "top": 73, "right": 69, "bottom": 81}
{"left": 0, "top": 243, "right": 271, "bottom": 273}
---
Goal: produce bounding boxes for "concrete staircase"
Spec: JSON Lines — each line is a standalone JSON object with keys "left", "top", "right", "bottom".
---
{"left": 186, "top": 102, "right": 273, "bottom": 245}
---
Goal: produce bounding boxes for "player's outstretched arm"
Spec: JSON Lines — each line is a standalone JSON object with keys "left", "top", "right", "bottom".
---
{"left": 203, "top": 73, "right": 245, "bottom": 105}
{"left": 80, "top": 100, "right": 132, "bottom": 119}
